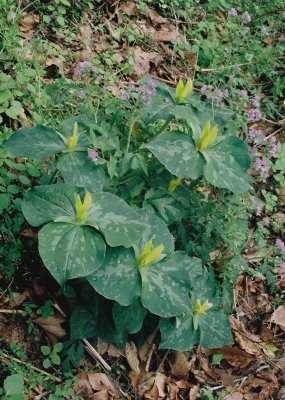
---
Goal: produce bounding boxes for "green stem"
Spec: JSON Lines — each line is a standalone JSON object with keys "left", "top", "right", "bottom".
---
{"left": 125, "top": 115, "right": 136, "bottom": 154}
{"left": 48, "top": 168, "right": 59, "bottom": 184}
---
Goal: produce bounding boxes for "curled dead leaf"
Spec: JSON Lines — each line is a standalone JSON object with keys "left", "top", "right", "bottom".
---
{"left": 126, "top": 341, "right": 140, "bottom": 374}
{"left": 19, "top": 13, "right": 39, "bottom": 32}
{"left": 34, "top": 315, "right": 66, "bottom": 339}
{"left": 271, "top": 305, "right": 285, "bottom": 328}
{"left": 148, "top": 9, "right": 168, "bottom": 24}
{"left": 168, "top": 351, "right": 189, "bottom": 378}
{"left": 131, "top": 47, "right": 163, "bottom": 79}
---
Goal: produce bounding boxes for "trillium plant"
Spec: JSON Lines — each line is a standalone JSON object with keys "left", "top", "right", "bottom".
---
{"left": 4, "top": 76, "right": 252, "bottom": 351}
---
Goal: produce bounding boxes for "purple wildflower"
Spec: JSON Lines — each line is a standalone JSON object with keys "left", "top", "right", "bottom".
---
{"left": 276, "top": 239, "right": 285, "bottom": 253}
{"left": 95, "top": 74, "right": 104, "bottom": 82}
{"left": 251, "top": 95, "right": 262, "bottom": 107}
{"left": 248, "top": 241, "right": 254, "bottom": 248}
{"left": 128, "top": 83, "right": 136, "bottom": 92}
{"left": 262, "top": 217, "right": 270, "bottom": 226}
{"left": 74, "top": 60, "right": 91, "bottom": 76}
{"left": 88, "top": 149, "right": 99, "bottom": 164}
{"left": 76, "top": 90, "right": 86, "bottom": 99}
{"left": 256, "top": 202, "right": 263, "bottom": 216}
{"left": 121, "top": 90, "right": 130, "bottom": 101}
{"left": 278, "top": 260, "right": 285, "bottom": 269}
{"left": 254, "top": 157, "right": 270, "bottom": 182}
{"left": 146, "top": 77, "right": 157, "bottom": 88}
{"left": 228, "top": 8, "right": 238, "bottom": 17}
{"left": 269, "top": 136, "right": 277, "bottom": 158}
{"left": 249, "top": 128, "right": 265, "bottom": 145}
{"left": 242, "top": 11, "right": 251, "bottom": 23}
{"left": 164, "top": 98, "right": 170, "bottom": 103}
{"left": 251, "top": 148, "right": 258, "bottom": 157}
{"left": 241, "top": 89, "right": 248, "bottom": 97}
{"left": 248, "top": 108, "right": 262, "bottom": 122}
{"left": 261, "top": 26, "right": 269, "bottom": 35}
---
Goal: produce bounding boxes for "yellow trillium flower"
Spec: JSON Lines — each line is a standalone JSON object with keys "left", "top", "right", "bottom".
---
{"left": 199, "top": 121, "right": 218, "bottom": 151}
{"left": 175, "top": 78, "right": 193, "bottom": 104}
{"left": 136, "top": 239, "right": 165, "bottom": 268}
{"left": 193, "top": 299, "right": 213, "bottom": 316}
{"left": 66, "top": 122, "right": 86, "bottom": 151}
{"left": 75, "top": 192, "right": 92, "bottom": 224}
{"left": 168, "top": 177, "right": 181, "bottom": 193}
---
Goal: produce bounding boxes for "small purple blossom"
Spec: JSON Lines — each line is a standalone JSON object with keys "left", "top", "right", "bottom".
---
{"left": 164, "top": 98, "right": 170, "bottom": 103}
{"left": 240, "top": 89, "right": 248, "bottom": 97}
{"left": 278, "top": 260, "right": 285, "bottom": 269}
{"left": 88, "top": 149, "right": 99, "bottom": 164}
{"left": 121, "top": 90, "right": 130, "bottom": 101}
{"left": 249, "top": 128, "right": 265, "bottom": 145}
{"left": 251, "top": 94, "right": 262, "bottom": 107}
{"left": 248, "top": 108, "right": 262, "bottom": 122}
{"left": 145, "top": 77, "right": 157, "bottom": 89}
{"left": 254, "top": 157, "right": 270, "bottom": 182}
{"left": 228, "top": 8, "right": 238, "bottom": 17}
{"left": 242, "top": 11, "right": 251, "bottom": 23}
{"left": 251, "top": 148, "right": 258, "bottom": 157}
{"left": 76, "top": 90, "right": 86, "bottom": 99}
{"left": 276, "top": 239, "right": 285, "bottom": 253}
{"left": 95, "top": 74, "right": 104, "bottom": 82}
{"left": 128, "top": 83, "right": 136, "bottom": 92}
{"left": 262, "top": 217, "right": 270, "bottom": 226}
{"left": 256, "top": 202, "right": 263, "bottom": 216}
{"left": 74, "top": 60, "right": 91, "bottom": 76}
{"left": 261, "top": 26, "right": 269, "bottom": 35}
{"left": 269, "top": 136, "right": 277, "bottom": 158}
{"left": 248, "top": 241, "right": 254, "bottom": 248}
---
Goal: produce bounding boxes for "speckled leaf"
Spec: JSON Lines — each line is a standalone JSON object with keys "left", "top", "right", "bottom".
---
{"left": 87, "top": 192, "right": 150, "bottom": 248}
{"left": 135, "top": 208, "right": 174, "bottom": 254}
{"left": 159, "top": 314, "right": 198, "bottom": 351}
{"left": 39, "top": 222, "right": 105, "bottom": 285}
{"left": 70, "top": 305, "right": 97, "bottom": 340}
{"left": 140, "top": 252, "right": 203, "bottom": 317}
{"left": 112, "top": 299, "right": 147, "bottom": 342}
{"left": 199, "top": 310, "right": 233, "bottom": 348}
{"left": 22, "top": 184, "right": 77, "bottom": 227}
{"left": 58, "top": 151, "right": 105, "bottom": 192}
{"left": 87, "top": 247, "right": 141, "bottom": 306}
{"left": 3, "top": 126, "right": 65, "bottom": 160}
{"left": 203, "top": 150, "right": 252, "bottom": 193}
{"left": 141, "top": 131, "right": 204, "bottom": 179}
{"left": 212, "top": 136, "right": 251, "bottom": 170}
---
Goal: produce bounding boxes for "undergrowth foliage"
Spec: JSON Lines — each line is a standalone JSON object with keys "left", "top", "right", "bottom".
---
{"left": 3, "top": 76, "right": 253, "bottom": 352}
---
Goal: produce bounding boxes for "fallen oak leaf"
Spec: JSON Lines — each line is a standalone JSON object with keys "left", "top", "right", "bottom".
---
{"left": 126, "top": 341, "right": 140, "bottom": 374}
{"left": 271, "top": 305, "right": 285, "bottom": 328}
{"left": 33, "top": 315, "right": 66, "bottom": 339}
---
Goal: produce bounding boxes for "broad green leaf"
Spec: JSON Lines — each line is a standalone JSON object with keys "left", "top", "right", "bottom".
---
{"left": 4, "top": 374, "right": 24, "bottom": 396}
{"left": 141, "top": 131, "right": 204, "bottom": 180}
{"left": 87, "top": 247, "right": 141, "bottom": 306}
{"left": 57, "top": 151, "right": 105, "bottom": 192}
{"left": 199, "top": 309, "right": 233, "bottom": 348}
{"left": 159, "top": 314, "right": 199, "bottom": 351}
{"left": 212, "top": 136, "right": 251, "bottom": 170}
{"left": 22, "top": 184, "right": 78, "bottom": 226}
{"left": 62, "top": 114, "right": 91, "bottom": 147}
{"left": 5, "top": 100, "right": 22, "bottom": 119}
{"left": 87, "top": 192, "right": 149, "bottom": 248}
{"left": 140, "top": 252, "right": 203, "bottom": 317}
{"left": 203, "top": 151, "right": 252, "bottom": 193}
{"left": 112, "top": 299, "right": 147, "bottom": 342}
{"left": 135, "top": 208, "right": 174, "bottom": 254}
{"left": 70, "top": 305, "right": 97, "bottom": 340}
{"left": 3, "top": 126, "right": 65, "bottom": 160}
{"left": 39, "top": 222, "right": 105, "bottom": 285}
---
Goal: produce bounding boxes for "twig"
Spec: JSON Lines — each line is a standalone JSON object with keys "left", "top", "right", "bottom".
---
{"left": 82, "top": 338, "right": 112, "bottom": 371}
{"left": 0, "top": 309, "right": 24, "bottom": 314}
{"left": 199, "top": 56, "right": 284, "bottom": 72}
{"left": 0, "top": 353, "right": 62, "bottom": 383}
{"left": 261, "top": 117, "right": 285, "bottom": 126}
{"left": 265, "top": 127, "right": 284, "bottom": 141}
{"left": 0, "top": 277, "right": 14, "bottom": 302}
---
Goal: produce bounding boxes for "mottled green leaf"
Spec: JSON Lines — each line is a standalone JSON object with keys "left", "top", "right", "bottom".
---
{"left": 159, "top": 314, "right": 198, "bottom": 351}
{"left": 39, "top": 222, "right": 105, "bottom": 285}
{"left": 87, "top": 192, "right": 149, "bottom": 248}
{"left": 112, "top": 299, "right": 147, "bottom": 342}
{"left": 199, "top": 310, "right": 233, "bottom": 348}
{"left": 3, "top": 126, "right": 65, "bottom": 160}
{"left": 203, "top": 150, "right": 252, "bottom": 193}
{"left": 69, "top": 305, "right": 97, "bottom": 340}
{"left": 212, "top": 136, "right": 251, "bottom": 170}
{"left": 140, "top": 252, "right": 202, "bottom": 317}
{"left": 58, "top": 151, "right": 105, "bottom": 192}
{"left": 22, "top": 184, "right": 77, "bottom": 227}
{"left": 141, "top": 131, "right": 204, "bottom": 179}
{"left": 87, "top": 247, "right": 140, "bottom": 306}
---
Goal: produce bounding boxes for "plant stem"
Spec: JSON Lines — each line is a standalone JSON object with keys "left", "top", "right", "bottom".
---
{"left": 125, "top": 115, "right": 136, "bottom": 154}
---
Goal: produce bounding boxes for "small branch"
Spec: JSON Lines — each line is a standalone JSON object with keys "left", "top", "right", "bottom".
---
{"left": 0, "top": 309, "right": 24, "bottom": 314}
{"left": 0, "top": 277, "right": 14, "bottom": 302}
{"left": 82, "top": 338, "right": 111, "bottom": 371}
{"left": 0, "top": 353, "right": 62, "bottom": 383}
{"left": 265, "top": 127, "right": 284, "bottom": 141}
{"left": 261, "top": 117, "right": 285, "bottom": 126}
{"left": 199, "top": 56, "right": 284, "bottom": 72}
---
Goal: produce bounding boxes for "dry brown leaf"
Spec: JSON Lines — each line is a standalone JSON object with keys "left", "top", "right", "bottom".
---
{"left": 87, "top": 373, "right": 117, "bottom": 397}
{"left": 189, "top": 385, "right": 200, "bottom": 400}
{"left": 126, "top": 341, "right": 140, "bottom": 374}
{"left": 74, "top": 372, "right": 93, "bottom": 396}
{"left": 89, "top": 391, "right": 109, "bottom": 400}
{"left": 169, "top": 352, "right": 189, "bottom": 378}
{"left": 120, "top": 1, "right": 137, "bottom": 16}
{"left": 8, "top": 291, "right": 30, "bottom": 307}
{"left": 139, "top": 330, "right": 157, "bottom": 362}
{"left": 213, "top": 345, "right": 254, "bottom": 369}
{"left": 19, "top": 13, "right": 39, "bottom": 32}
{"left": 151, "top": 27, "right": 180, "bottom": 42}
{"left": 97, "top": 339, "right": 124, "bottom": 358}
{"left": 226, "top": 392, "right": 243, "bottom": 400}
{"left": 148, "top": 9, "right": 168, "bottom": 24}
{"left": 34, "top": 315, "right": 66, "bottom": 339}
{"left": 144, "top": 373, "right": 166, "bottom": 399}
{"left": 166, "top": 381, "right": 179, "bottom": 400}
{"left": 183, "top": 50, "right": 196, "bottom": 67}
{"left": 230, "top": 316, "right": 262, "bottom": 357}
{"left": 240, "top": 369, "right": 278, "bottom": 400}
{"left": 271, "top": 305, "right": 285, "bottom": 328}
{"left": 131, "top": 47, "right": 163, "bottom": 79}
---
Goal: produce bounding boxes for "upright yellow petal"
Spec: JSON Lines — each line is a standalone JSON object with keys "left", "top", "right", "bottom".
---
{"left": 168, "top": 177, "right": 181, "bottom": 193}
{"left": 199, "top": 122, "right": 218, "bottom": 150}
